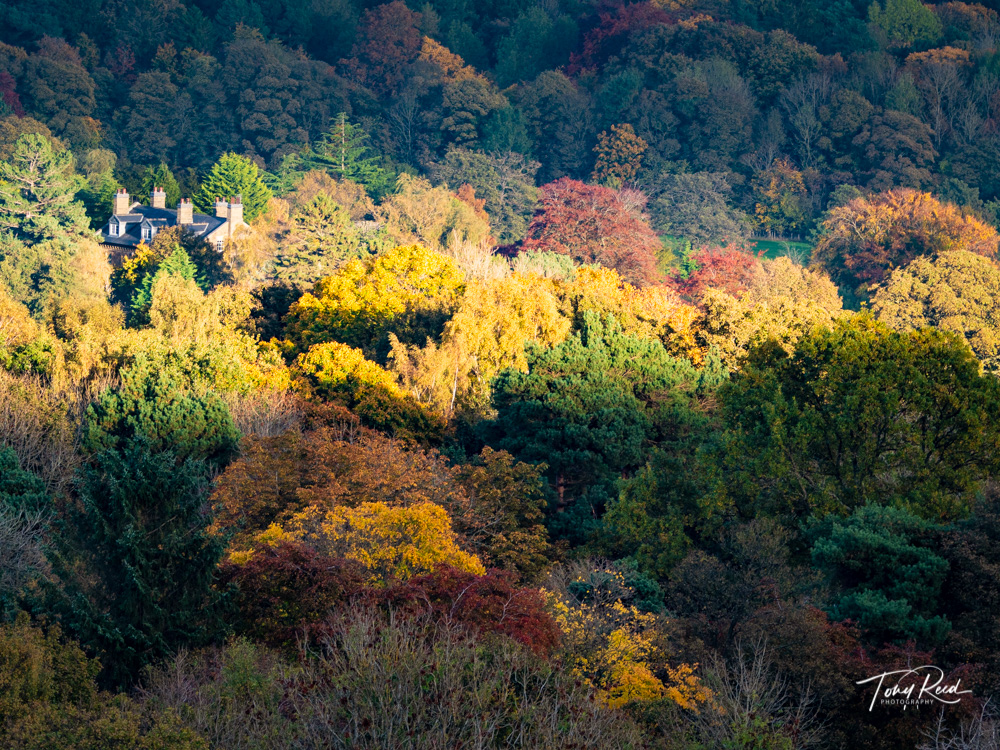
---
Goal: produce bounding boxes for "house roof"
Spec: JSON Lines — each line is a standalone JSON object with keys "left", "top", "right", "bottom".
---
{"left": 101, "top": 205, "right": 227, "bottom": 248}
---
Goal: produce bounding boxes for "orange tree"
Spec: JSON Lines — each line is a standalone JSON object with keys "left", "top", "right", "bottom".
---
{"left": 812, "top": 189, "right": 999, "bottom": 297}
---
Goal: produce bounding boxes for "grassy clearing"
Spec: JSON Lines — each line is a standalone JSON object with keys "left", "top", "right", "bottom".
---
{"left": 749, "top": 237, "right": 813, "bottom": 262}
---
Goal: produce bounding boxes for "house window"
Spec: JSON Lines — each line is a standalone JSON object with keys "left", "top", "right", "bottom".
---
{"left": 141, "top": 226, "right": 151, "bottom": 241}
{"left": 215, "top": 238, "right": 225, "bottom": 252}
{"left": 109, "top": 220, "right": 119, "bottom": 237}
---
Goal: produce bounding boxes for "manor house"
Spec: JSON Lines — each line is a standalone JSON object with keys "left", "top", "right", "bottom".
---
{"left": 100, "top": 188, "right": 246, "bottom": 253}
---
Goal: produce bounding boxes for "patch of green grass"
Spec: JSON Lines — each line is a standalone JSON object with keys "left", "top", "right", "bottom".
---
{"left": 750, "top": 237, "right": 813, "bottom": 262}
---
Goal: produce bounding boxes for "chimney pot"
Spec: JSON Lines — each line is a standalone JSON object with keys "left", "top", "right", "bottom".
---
{"left": 178, "top": 198, "right": 193, "bottom": 225}
{"left": 113, "top": 189, "right": 131, "bottom": 215}
{"left": 226, "top": 195, "right": 244, "bottom": 237}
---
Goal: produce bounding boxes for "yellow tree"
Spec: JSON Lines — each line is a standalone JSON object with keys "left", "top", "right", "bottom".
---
{"left": 872, "top": 250, "right": 1000, "bottom": 370}
{"left": 592, "top": 124, "right": 648, "bottom": 189}
{"left": 559, "top": 266, "right": 700, "bottom": 360}
{"left": 377, "top": 174, "right": 491, "bottom": 250}
{"left": 261, "top": 501, "right": 485, "bottom": 584}
{"left": 284, "top": 244, "right": 466, "bottom": 359}
{"left": 389, "top": 272, "right": 571, "bottom": 415}
{"left": 296, "top": 341, "right": 403, "bottom": 400}
{"left": 751, "top": 157, "right": 807, "bottom": 236}
{"left": 545, "top": 564, "right": 711, "bottom": 710}
{"left": 698, "top": 257, "right": 845, "bottom": 368}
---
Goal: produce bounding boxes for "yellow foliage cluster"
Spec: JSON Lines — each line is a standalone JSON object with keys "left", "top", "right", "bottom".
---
{"left": 560, "top": 267, "right": 700, "bottom": 360}
{"left": 261, "top": 500, "right": 484, "bottom": 584}
{"left": 297, "top": 341, "right": 403, "bottom": 399}
{"left": 872, "top": 249, "right": 1000, "bottom": 370}
{"left": 389, "top": 272, "right": 571, "bottom": 414}
{"left": 546, "top": 569, "right": 710, "bottom": 711}
{"left": 592, "top": 124, "right": 648, "bottom": 189}
{"left": 290, "top": 247, "right": 708, "bottom": 418}
{"left": 418, "top": 37, "right": 482, "bottom": 83}
{"left": 50, "top": 284, "right": 289, "bottom": 394}
{"left": 0, "top": 287, "right": 41, "bottom": 349}
{"left": 905, "top": 46, "right": 971, "bottom": 68}
{"left": 285, "top": 244, "right": 466, "bottom": 354}
{"left": 378, "top": 175, "right": 492, "bottom": 250}
{"left": 698, "top": 257, "right": 845, "bottom": 368}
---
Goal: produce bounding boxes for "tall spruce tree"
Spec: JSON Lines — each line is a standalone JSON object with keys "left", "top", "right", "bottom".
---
{"left": 194, "top": 152, "right": 271, "bottom": 221}
{"left": 294, "top": 113, "right": 392, "bottom": 198}
{"left": 273, "top": 193, "right": 363, "bottom": 287}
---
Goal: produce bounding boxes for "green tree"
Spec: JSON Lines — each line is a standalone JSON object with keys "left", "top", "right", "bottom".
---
{"left": 130, "top": 246, "right": 201, "bottom": 323}
{"left": 292, "top": 113, "right": 391, "bottom": 199}
{"left": 21, "top": 38, "right": 98, "bottom": 148}
{"left": 0, "top": 448, "right": 48, "bottom": 614}
{"left": 76, "top": 148, "right": 122, "bottom": 230}
{"left": 482, "top": 313, "right": 717, "bottom": 543}
{"left": 719, "top": 315, "right": 1000, "bottom": 522}
{"left": 0, "top": 446, "right": 48, "bottom": 514}
{"left": 194, "top": 152, "right": 271, "bottom": 222}
{"left": 493, "top": 7, "right": 578, "bottom": 88}
{"left": 808, "top": 504, "right": 950, "bottom": 645}
{"left": 273, "top": 193, "right": 363, "bottom": 287}
{"left": 83, "top": 356, "right": 240, "bottom": 468}
{"left": 49, "top": 439, "right": 228, "bottom": 687}
{"left": 0, "top": 133, "right": 89, "bottom": 242}
{"left": 650, "top": 172, "right": 749, "bottom": 245}
{"left": 868, "top": 0, "right": 943, "bottom": 49}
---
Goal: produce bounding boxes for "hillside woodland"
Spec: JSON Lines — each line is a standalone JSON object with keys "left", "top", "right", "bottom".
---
{"left": 4, "top": 1, "right": 1000, "bottom": 748}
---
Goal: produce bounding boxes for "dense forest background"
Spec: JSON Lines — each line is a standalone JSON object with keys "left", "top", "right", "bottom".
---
{"left": 4, "top": 1, "right": 1000, "bottom": 748}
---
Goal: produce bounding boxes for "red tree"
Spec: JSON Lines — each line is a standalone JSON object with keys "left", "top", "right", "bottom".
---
{"left": 381, "top": 566, "right": 561, "bottom": 655}
{"left": 521, "top": 178, "right": 662, "bottom": 286}
{"left": 570, "top": 3, "right": 675, "bottom": 73}
{"left": 218, "top": 542, "right": 366, "bottom": 648}
{"left": 674, "top": 247, "right": 763, "bottom": 299}
{"left": 344, "top": 1, "right": 422, "bottom": 95}
{"left": 0, "top": 72, "right": 24, "bottom": 117}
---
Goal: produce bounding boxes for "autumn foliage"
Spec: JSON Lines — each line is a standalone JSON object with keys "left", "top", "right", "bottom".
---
{"left": 218, "top": 541, "right": 366, "bottom": 647}
{"left": 381, "top": 566, "right": 561, "bottom": 655}
{"left": 813, "top": 189, "right": 1000, "bottom": 294}
{"left": 520, "top": 179, "right": 662, "bottom": 286}
{"left": 673, "top": 247, "right": 764, "bottom": 300}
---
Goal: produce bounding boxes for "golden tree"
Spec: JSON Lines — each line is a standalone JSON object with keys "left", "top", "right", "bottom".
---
{"left": 698, "top": 257, "right": 845, "bottom": 368}
{"left": 260, "top": 501, "right": 485, "bottom": 584}
{"left": 389, "top": 272, "right": 571, "bottom": 414}
{"left": 284, "top": 244, "right": 466, "bottom": 358}
{"left": 592, "top": 124, "right": 648, "bottom": 189}
{"left": 873, "top": 250, "right": 1000, "bottom": 370}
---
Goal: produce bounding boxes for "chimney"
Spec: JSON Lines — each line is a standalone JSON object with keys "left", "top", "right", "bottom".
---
{"left": 178, "top": 198, "right": 193, "bottom": 225}
{"left": 227, "top": 195, "right": 243, "bottom": 236}
{"left": 151, "top": 186, "right": 166, "bottom": 209}
{"left": 215, "top": 197, "right": 228, "bottom": 218}
{"left": 113, "top": 188, "right": 130, "bottom": 215}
